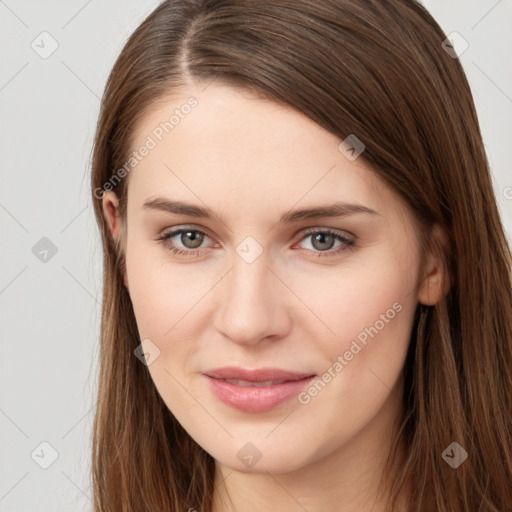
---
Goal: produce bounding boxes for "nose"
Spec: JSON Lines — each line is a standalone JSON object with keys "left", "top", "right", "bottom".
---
{"left": 213, "top": 252, "right": 292, "bottom": 346}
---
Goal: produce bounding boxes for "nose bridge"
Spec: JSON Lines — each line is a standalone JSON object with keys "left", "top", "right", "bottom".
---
{"left": 214, "top": 248, "right": 289, "bottom": 345}
{"left": 230, "top": 252, "right": 270, "bottom": 304}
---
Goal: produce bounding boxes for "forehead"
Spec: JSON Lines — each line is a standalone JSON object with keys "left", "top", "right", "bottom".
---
{"left": 126, "top": 83, "right": 403, "bottom": 222}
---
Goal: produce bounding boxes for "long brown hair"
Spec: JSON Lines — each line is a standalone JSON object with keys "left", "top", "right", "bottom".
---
{"left": 90, "top": 1, "right": 512, "bottom": 510}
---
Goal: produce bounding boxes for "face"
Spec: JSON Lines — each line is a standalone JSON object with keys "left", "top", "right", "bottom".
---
{"left": 103, "top": 83, "right": 443, "bottom": 474}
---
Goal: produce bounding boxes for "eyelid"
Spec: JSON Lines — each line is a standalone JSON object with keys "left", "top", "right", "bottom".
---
{"left": 292, "top": 227, "right": 355, "bottom": 253}
{"left": 157, "top": 224, "right": 353, "bottom": 242}
{"left": 156, "top": 224, "right": 356, "bottom": 258}
{"left": 156, "top": 224, "right": 358, "bottom": 261}
{"left": 156, "top": 225, "right": 216, "bottom": 246}
{"left": 295, "top": 226, "right": 355, "bottom": 241}
{"left": 157, "top": 224, "right": 214, "bottom": 240}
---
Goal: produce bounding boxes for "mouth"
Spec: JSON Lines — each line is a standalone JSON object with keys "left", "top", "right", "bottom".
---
{"left": 203, "top": 367, "right": 316, "bottom": 413}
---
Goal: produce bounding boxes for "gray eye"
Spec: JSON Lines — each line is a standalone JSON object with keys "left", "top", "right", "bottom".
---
{"left": 310, "top": 232, "right": 336, "bottom": 251}
{"left": 179, "top": 230, "right": 205, "bottom": 249}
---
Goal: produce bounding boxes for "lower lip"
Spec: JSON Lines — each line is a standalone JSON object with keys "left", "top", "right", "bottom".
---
{"left": 204, "top": 375, "right": 315, "bottom": 413}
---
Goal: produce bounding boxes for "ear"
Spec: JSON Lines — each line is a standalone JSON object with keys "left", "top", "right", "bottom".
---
{"left": 417, "top": 224, "right": 450, "bottom": 306}
{"left": 102, "top": 191, "right": 129, "bottom": 290}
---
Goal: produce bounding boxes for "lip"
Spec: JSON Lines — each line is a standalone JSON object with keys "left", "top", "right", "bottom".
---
{"left": 204, "top": 366, "right": 316, "bottom": 413}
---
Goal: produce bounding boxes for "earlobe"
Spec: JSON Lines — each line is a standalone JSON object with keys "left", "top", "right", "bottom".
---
{"left": 418, "top": 271, "right": 445, "bottom": 306}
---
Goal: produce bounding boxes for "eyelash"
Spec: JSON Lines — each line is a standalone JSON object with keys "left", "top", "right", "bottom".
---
{"left": 155, "top": 227, "right": 355, "bottom": 259}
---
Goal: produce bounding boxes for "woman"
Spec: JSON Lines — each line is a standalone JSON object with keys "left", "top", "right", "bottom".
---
{"left": 90, "top": 1, "right": 512, "bottom": 510}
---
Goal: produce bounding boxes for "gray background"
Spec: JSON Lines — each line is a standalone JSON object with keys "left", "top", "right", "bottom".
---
{"left": 0, "top": 1, "right": 510, "bottom": 510}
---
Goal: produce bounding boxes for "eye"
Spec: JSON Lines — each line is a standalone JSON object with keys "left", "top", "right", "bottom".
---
{"left": 156, "top": 227, "right": 214, "bottom": 257}
{"left": 156, "top": 226, "right": 355, "bottom": 259}
{"left": 295, "top": 229, "right": 355, "bottom": 257}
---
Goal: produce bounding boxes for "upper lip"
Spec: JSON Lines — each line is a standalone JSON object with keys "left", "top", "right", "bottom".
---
{"left": 204, "top": 367, "right": 315, "bottom": 382}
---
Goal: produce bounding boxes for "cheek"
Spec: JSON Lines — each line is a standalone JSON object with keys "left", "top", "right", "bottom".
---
{"left": 291, "top": 246, "right": 419, "bottom": 420}
{"left": 125, "top": 235, "right": 196, "bottom": 333}
{"left": 127, "top": 228, "right": 420, "bottom": 354}
{"left": 124, "top": 239, "right": 217, "bottom": 379}
{"left": 292, "top": 245, "right": 418, "bottom": 345}
{"left": 288, "top": 251, "right": 420, "bottom": 407}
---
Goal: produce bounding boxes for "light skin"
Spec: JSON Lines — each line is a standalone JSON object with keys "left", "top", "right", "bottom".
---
{"left": 102, "top": 83, "right": 447, "bottom": 511}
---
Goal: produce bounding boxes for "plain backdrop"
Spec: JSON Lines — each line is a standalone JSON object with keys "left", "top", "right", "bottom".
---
{"left": 0, "top": 1, "right": 511, "bottom": 510}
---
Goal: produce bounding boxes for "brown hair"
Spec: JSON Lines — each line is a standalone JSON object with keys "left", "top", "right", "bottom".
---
{"left": 90, "top": 1, "right": 512, "bottom": 510}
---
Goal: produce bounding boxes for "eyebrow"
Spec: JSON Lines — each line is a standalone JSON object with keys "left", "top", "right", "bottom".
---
{"left": 142, "top": 197, "right": 379, "bottom": 223}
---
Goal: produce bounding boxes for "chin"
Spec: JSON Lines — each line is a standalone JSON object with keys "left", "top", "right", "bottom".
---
{"left": 205, "top": 435, "right": 317, "bottom": 475}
